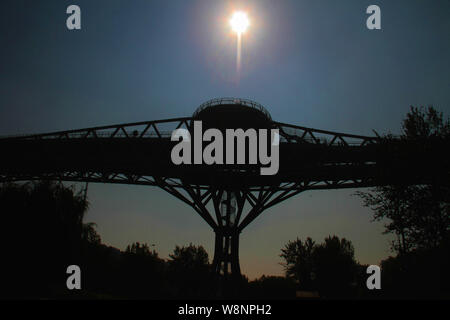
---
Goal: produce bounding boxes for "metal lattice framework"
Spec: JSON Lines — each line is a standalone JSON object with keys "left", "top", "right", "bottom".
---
{"left": 1, "top": 101, "right": 449, "bottom": 287}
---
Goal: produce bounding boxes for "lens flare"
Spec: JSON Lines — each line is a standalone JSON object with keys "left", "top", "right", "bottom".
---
{"left": 230, "top": 11, "right": 249, "bottom": 35}
{"left": 229, "top": 11, "right": 250, "bottom": 81}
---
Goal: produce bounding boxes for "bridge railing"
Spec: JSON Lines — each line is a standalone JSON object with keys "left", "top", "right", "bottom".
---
{"left": 275, "top": 122, "right": 382, "bottom": 146}
{"left": 193, "top": 98, "right": 272, "bottom": 120}
{"left": 0, "top": 117, "right": 191, "bottom": 140}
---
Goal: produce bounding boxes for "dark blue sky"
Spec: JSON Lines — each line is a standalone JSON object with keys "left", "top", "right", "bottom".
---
{"left": 1, "top": 0, "right": 449, "bottom": 278}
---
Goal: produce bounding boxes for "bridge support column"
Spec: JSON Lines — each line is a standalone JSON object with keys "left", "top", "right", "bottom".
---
{"left": 211, "top": 227, "right": 242, "bottom": 297}
{"left": 212, "top": 227, "right": 241, "bottom": 279}
{"left": 209, "top": 190, "right": 245, "bottom": 297}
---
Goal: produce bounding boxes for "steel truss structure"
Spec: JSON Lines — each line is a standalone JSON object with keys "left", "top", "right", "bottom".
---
{"left": 1, "top": 104, "right": 449, "bottom": 284}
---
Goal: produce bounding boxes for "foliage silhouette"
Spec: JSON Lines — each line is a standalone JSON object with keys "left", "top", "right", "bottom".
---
{"left": 0, "top": 181, "right": 88, "bottom": 298}
{"left": 357, "top": 106, "right": 450, "bottom": 253}
{"left": 281, "top": 235, "right": 359, "bottom": 298}
{"left": 167, "top": 243, "right": 212, "bottom": 298}
{"left": 356, "top": 106, "right": 450, "bottom": 297}
{"left": 280, "top": 237, "right": 316, "bottom": 290}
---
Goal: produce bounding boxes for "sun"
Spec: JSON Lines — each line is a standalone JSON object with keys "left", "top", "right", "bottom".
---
{"left": 230, "top": 11, "right": 250, "bottom": 35}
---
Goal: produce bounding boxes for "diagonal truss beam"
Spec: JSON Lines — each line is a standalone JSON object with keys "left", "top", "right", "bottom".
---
{"left": 275, "top": 121, "right": 380, "bottom": 146}
{"left": 0, "top": 117, "right": 192, "bottom": 141}
{"left": 154, "top": 177, "right": 218, "bottom": 229}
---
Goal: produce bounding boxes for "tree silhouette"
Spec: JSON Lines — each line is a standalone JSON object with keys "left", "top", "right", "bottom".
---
{"left": 82, "top": 222, "right": 101, "bottom": 245}
{"left": 280, "top": 235, "right": 358, "bottom": 298}
{"left": 280, "top": 237, "right": 315, "bottom": 290}
{"left": 246, "top": 275, "right": 297, "bottom": 299}
{"left": 125, "top": 242, "right": 158, "bottom": 257}
{"left": 116, "top": 242, "right": 164, "bottom": 298}
{"left": 169, "top": 243, "right": 209, "bottom": 268}
{"left": 357, "top": 106, "right": 450, "bottom": 253}
{"left": 355, "top": 106, "right": 450, "bottom": 298}
{"left": 312, "top": 235, "right": 358, "bottom": 297}
{"left": 167, "top": 243, "right": 211, "bottom": 298}
{"left": 402, "top": 106, "right": 450, "bottom": 139}
{"left": 0, "top": 181, "right": 88, "bottom": 298}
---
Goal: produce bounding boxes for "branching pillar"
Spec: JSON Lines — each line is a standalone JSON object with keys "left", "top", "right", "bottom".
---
{"left": 212, "top": 227, "right": 241, "bottom": 279}
{"left": 211, "top": 190, "right": 242, "bottom": 281}
{"left": 155, "top": 179, "right": 306, "bottom": 295}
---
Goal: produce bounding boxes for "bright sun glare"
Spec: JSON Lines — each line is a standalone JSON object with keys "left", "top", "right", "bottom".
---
{"left": 230, "top": 11, "right": 250, "bottom": 34}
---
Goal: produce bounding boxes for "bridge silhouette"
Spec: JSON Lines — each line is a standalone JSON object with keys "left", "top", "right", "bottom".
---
{"left": 1, "top": 98, "right": 449, "bottom": 294}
